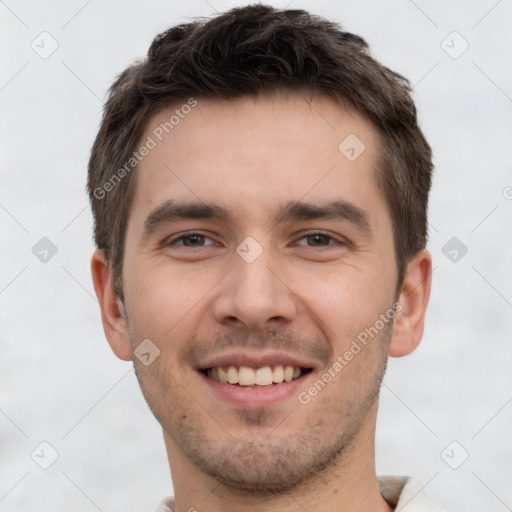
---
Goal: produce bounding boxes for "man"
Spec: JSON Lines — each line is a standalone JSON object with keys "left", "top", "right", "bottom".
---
{"left": 88, "top": 4, "right": 443, "bottom": 511}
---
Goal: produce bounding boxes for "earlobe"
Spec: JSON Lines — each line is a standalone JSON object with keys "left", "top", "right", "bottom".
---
{"left": 388, "top": 249, "right": 432, "bottom": 358}
{"left": 90, "top": 249, "right": 132, "bottom": 361}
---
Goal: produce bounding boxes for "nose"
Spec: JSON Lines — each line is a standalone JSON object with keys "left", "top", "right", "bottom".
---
{"left": 212, "top": 245, "right": 298, "bottom": 331}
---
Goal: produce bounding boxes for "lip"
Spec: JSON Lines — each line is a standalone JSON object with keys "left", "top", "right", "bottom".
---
{"left": 198, "top": 369, "right": 314, "bottom": 407}
{"left": 195, "top": 351, "right": 318, "bottom": 372}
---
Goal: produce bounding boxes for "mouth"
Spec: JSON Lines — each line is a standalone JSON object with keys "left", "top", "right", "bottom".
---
{"left": 195, "top": 352, "right": 318, "bottom": 406}
{"left": 200, "top": 365, "right": 313, "bottom": 387}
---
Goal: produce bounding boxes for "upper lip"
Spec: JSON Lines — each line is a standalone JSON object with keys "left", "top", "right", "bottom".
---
{"left": 196, "top": 351, "right": 318, "bottom": 371}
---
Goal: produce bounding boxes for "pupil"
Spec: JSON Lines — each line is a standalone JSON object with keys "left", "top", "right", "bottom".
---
{"left": 310, "top": 234, "right": 328, "bottom": 246}
{"left": 185, "top": 235, "right": 203, "bottom": 246}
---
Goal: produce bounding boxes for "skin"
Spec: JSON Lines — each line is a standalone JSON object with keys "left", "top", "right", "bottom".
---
{"left": 91, "top": 92, "right": 432, "bottom": 512}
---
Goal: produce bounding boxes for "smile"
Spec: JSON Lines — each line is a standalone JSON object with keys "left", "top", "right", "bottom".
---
{"left": 202, "top": 365, "right": 313, "bottom": 387}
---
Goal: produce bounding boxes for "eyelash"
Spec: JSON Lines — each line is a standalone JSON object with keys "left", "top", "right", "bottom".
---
{"left": 165, "top": 231, "right": 345, "bottom": 248}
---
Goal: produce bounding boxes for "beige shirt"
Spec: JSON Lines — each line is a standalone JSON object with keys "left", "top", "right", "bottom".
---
{"left": 154, "top": 476, "right": 446, "bottom": 511}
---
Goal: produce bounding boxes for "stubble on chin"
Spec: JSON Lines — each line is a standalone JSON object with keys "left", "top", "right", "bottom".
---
{"left": 151, "top": 366, "right": 384, "bottom": 497}
{"left": 129, "top": 320, "right": 391, "bottom": 496}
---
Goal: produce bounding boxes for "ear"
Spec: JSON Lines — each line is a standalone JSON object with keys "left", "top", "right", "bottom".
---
{"left": 90, "top": 249, "right": 132, "bottom": 361}
{"left": 389, "top": 249, "right": 432, "bottom": 358}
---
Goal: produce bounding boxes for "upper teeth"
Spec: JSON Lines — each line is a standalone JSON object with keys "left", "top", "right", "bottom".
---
{"left": 206, "top": 365, "right": 303, "bottom": 386}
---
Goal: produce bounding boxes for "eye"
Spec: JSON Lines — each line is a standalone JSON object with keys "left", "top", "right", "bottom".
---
{"left": 164, "top": 231, "right": 345, "bottom": 249}
{"left": 166, "top": 233, "right": 216, "bottom": 247}
{"left": 295, "top": 232, "right": 343, "bottom": 247}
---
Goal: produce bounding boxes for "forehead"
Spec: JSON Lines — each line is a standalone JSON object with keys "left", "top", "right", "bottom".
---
{"left": 129, "top": 93, "right": 385, "bottom": 228}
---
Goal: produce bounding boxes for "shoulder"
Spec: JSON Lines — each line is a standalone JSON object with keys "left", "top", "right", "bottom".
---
{"left": 378, "top": 475, "right": 447, "bottom": 511}
{"left": 154, "top": 496, "right": 175, "bottom": 512}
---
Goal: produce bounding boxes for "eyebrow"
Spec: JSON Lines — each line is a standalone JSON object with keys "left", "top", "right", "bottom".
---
{"left": 141, "top": 198, "right": 372, "bottom": 241}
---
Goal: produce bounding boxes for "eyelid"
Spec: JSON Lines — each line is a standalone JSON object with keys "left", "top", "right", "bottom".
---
{"left": 293, "top": 230, "right": 347, "bottom": 246}
{"left": 165, "top": 231, "right": 217, "bottom": 246}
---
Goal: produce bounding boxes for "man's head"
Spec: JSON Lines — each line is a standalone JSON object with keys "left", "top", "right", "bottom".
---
{"left": 89, "top": 4, "right": 432, "bottom": 497}
{"left": 88, "top": 4, "right": 432, "bottom": 301}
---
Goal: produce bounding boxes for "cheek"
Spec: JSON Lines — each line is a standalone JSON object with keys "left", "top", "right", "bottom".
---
{"left": 125, "top": 259, "right": 221, "bottom": 339}
{"left": 289, "top": 264, "right": 393, "bottom": 345}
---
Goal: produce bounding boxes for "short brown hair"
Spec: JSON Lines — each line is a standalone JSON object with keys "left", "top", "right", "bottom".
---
{"left": 88, "top": 4, "right": 433, "bottom": 300}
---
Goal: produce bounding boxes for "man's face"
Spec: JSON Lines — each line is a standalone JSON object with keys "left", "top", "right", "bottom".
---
{"left": 121, "top": 93, "right": 398, "bottom": 492}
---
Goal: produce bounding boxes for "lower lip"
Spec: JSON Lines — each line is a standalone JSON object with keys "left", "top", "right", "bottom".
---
{"left": 198, "top": 371, "right": 312, "bottom": 407}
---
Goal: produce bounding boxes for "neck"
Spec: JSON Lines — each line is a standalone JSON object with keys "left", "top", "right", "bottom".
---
{"left": 163, "top": 403, "right": 393, "bottom": 512}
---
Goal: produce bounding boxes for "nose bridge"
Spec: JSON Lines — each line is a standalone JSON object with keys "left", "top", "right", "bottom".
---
{"left": 236, "top": 245, "right": 277, "bottom": 301}
{"left": 213, "top": 239, "right": 297, "bottom": 329}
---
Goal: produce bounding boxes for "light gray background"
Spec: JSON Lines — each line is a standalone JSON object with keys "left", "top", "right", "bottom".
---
{"left": 1, "top": 1, "right": 511, "bottom": 511}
